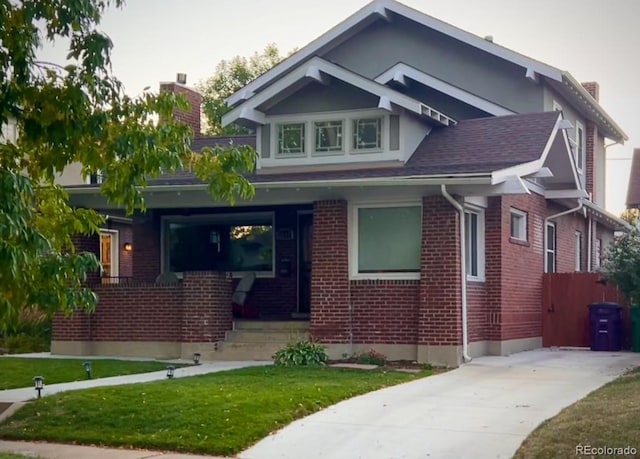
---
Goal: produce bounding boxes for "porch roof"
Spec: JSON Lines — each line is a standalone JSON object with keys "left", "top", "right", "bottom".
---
{"left": 126, "top": 111, "right": 561, "bottom": 187}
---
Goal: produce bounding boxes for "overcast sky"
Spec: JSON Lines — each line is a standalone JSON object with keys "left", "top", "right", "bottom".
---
{"left": 40, "top": 0, "right": 640, "bottom": 215}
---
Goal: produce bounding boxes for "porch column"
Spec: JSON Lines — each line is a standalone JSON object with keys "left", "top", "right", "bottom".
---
{"left": 181, "top": 271, "right": 232, "bottom": 343}
{"left": 418, "top": 195, "right": 463, "bottom": 366}
{"left": 132, "top": 211, "right": 161, "bottom": 282}
{"left": 310, "top": 200, "right": 351, "bottom": 347}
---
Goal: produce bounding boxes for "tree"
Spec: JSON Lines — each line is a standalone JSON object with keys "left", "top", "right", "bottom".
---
{"left": 621, "top": 208, "right": 639, "bottom": 227}
{"left": 603, "top": 228, "right": 640, "bottom": 306}
{"left": 0, "top": 0, "right": 256, "bottom": 330}
{"left": 198, "top": 44, "right": 284, "bottom": 136}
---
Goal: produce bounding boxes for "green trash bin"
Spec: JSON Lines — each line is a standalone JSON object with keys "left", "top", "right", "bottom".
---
{"left": 631, "top": 308, "right": 640, "bottom": 352}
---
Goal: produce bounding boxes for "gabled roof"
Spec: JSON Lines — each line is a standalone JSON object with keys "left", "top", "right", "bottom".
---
{"left": 225, "top": 0, "right": 626, "bottom": 142}
{"left": 626, "top": 148, "right": 640, "bottom": 208}
{"left": 222, "top": 57, "right": 456, "bottom": 128}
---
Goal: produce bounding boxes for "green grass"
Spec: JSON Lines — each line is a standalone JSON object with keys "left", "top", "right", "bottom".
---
{"left": 0, "top": 454, "right": 43, "bottom": 459}
{"left": 0, "top": 366, "right": 427, "bottom": 456}
{"left": 0, "top": 357, "right": 183, "bottom": 390}
{"left": 514, "top": 367, "right": 640, "bottom": 458}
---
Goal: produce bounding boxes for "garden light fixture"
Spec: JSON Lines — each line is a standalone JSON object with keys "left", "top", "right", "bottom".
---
{"left": 166, "top": 365, "right": 175, "bottom": 379}
{"left": 193, "top": 352, "right": 201, "bottom": 365}
{"left": 33, "top": 376, "right": 44, "bottom": 399}
{"left": 83, "top": 361, "right": 92, "bottom": 379}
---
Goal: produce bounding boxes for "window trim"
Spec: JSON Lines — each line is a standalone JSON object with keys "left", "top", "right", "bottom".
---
{"left": 509, "top": 208, "right": 528, "bottom": 242}
{"left": 99, "top": 229, "right": 119, "bottom": 278}
{"left": 160, "top": 212, "right": 276, "bottom": 279}
{"left": 575, "top": 120, "right": 585, "bottom": 174}
{"left": 313, "top": 119, "right": 345, "bottom": 156}
{"left": 464, "top": 208, "right": 485, "bottom": 282}
{"left": 268, "top": 109, "right": 390, "bottom": 164}
{"left": 276, "top": 122, "right": 306, "bottom": 158}
{"left": 351, "top": 116, "right": 383, "bottom": 153}
{"left": 575, "top": 231, "right": 582, "bottom": 272}
{"left": 348, "top": 200, "right": 422, "bottom": 280}
{"left": 594, "top": 238, "right": 602, "bottom": 270}
{"left": 545, "top": 222, "right": 556, "bottom": 273}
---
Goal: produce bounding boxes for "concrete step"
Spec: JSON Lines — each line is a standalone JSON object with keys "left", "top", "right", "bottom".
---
{"left": 209, "top": 341, "right": 285, "bottom": 361}
{"left": 226, "top": 330, "right": 310, "bottom": 343}
{"left": 234, "top": 320, "right": 310, "bottom": 331}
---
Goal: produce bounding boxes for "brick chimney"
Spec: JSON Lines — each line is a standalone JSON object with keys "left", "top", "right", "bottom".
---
{"left": 159, "top": 74, "right": 202, "bottom": 138}
{"left": 581, "top": 81, "right": 600, "bottom": 102}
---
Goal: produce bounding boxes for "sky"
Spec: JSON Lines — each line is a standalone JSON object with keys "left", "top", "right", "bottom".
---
{"left": 39, "top": 0, "right": 640, "bottom": 215}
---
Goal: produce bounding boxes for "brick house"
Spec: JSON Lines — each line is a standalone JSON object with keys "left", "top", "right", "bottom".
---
{"left": 54, "top": 0, "right": 629, "bottom": 366}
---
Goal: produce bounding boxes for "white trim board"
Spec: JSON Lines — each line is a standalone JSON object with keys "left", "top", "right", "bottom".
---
{"left": 375, "top": 63, "right": 515, "bottom": 117}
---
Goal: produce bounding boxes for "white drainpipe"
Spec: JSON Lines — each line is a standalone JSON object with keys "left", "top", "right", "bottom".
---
{"left": 587, "top": 217, "right": 593, "bottom": 272}
{"left": 441, "top": 185, "right": 472, "bottom": 363}
{"left": 544, "top": 199, "right": 584, "bottom": 271}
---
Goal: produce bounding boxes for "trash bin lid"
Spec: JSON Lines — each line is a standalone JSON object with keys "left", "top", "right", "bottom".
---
{"left": 588, "top": 302, "right": 621, "bottom": 309}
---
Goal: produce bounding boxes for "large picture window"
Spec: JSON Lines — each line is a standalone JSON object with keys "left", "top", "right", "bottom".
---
{"left": 165, "top": 214, "right": 274, "bottom": 275}
{"left": 354, "top": 205, "right": 421, "bottom": 277}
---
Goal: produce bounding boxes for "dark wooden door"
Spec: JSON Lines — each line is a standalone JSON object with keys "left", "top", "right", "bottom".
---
{"left": 298, "top": 213, "right": 313, "bottom": 314}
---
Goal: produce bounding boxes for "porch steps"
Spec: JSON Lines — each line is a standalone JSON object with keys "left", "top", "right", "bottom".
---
{"left": 208, "top": 320, "right": 310, "bottom": 361}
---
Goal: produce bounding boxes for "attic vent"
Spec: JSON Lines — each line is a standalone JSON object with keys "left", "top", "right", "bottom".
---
{"left": 484, "top": 35, "right": 494, "bottom": 43}
{"left": 176, "top": 73, "right": 187, "bottom": 84}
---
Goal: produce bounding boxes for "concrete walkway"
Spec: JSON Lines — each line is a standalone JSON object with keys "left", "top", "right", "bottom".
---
{"left": 1, "top": 349, "right": 639, "bottom": 458}
{"left": 239, "top": 349, "right": 640, "bottom": 459}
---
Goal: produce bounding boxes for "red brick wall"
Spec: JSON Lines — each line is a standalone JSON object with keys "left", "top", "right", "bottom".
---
{"left": 310, "top": 200, "right": 350, "bottom": 343}
{"left": 132, "top": 211, "right": 161, "bottom": 282}
{"left": 53, "top": 272, "right": 231, "bottom": 343}
{"left": 467, "top": 282, "right": 488, "bottom": 343}
{"left": 350, "top": 280, "right": 420, "bottom": 344}
{"left": 585, "top": 123, "right": 597, "bottom": 200}
{"left": 159, "top": 83, "right": 202, "bottom": 137}
{"left": 71, "top": 234, "right": 101, "bottom": 284}
{"left": 114, "top": 222, "right": 133, "bottom": 278}
{"left": 419, "top": 196, "right": 462, "bottom": 346}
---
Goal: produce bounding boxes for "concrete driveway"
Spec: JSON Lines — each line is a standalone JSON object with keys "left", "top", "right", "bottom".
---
{"left": 239, "top": 349, "right": 640, "bottom": 459}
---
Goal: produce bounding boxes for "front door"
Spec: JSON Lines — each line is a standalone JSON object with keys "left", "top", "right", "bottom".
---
{"left": 297, "top": 213, "right": 313, "bottom": 314}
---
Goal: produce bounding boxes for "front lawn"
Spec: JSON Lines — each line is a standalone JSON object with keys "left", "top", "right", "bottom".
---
{"left": 0, "top": 357, "right": 183, "bottom": 390}
{"left": 0, "top": 366, "right": 427, "bottom": 456}
{"left": 515, "top": 367, "right": 640, "bottom": 458}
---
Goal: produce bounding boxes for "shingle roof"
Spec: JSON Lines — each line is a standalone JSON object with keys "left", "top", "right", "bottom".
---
{"left": 626, "top": 148, "right": 640, "bottom": 208}
{"left": 148, "top": 111, "right": 559, "bottom": 186}
{"left": 190, "top": 135, "right": 256, "bottom": 151}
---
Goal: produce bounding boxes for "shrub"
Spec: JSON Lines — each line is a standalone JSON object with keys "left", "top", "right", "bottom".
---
{"left": 0, "top": 335, "right": 50, "bottom": 354}
{"left": 273, "top": 340, "right": 328, "bottom": 366}
{"left": 603, "top": 228, "right": 640, "bottom": 305}
{"left": 357, "top": 349, "right": 386, "bottom": 366}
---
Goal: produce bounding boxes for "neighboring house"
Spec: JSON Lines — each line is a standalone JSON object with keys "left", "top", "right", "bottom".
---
{"left": 626, "top": 148, "right": 640, "bottom": 211}
{"left": 54, "top": 0, "right": 629, "bottom": 366}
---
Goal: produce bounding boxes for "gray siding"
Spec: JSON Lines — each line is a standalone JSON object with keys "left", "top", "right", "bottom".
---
{"left": 261, "top": 124, "right": 271, "bottom": 158}
{"left": 401, "top": 81, "right": 491, "bottom": 120}
{"left": 324, "top": 17, "right": 544, "bottom": 114}
{"left": 266, "top": 80, "right": 379, "bottom": 116}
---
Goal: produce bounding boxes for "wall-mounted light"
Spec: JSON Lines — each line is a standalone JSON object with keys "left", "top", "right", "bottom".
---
{"left": 83, "top": 361, "right": 92, "bottom": 379}
{"left": 33, "top": 376, "right": 44, "bottom": 399}
{"left": 123, "top": 242, "right": 133, "bottom": 252}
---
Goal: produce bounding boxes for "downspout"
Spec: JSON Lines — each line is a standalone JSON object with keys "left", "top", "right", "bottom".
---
{"left": 587, "top": 217, "right": 593, "bottom": 272}
{"left": 441, "top": 185, "right": 472, "bottom": 363}
{"left": 544, "top": 199, "right": 584, "bottom": 271}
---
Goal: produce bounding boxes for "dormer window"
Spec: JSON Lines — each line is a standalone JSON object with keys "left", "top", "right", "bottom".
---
{"left": 277, "top": 123, "right": 306, "bottom": 156}
{"left": 314, "top": 120, "right": 343, "bottom": 154}
{"left": 353, "top": 117, "right": 382, "bottom": 151}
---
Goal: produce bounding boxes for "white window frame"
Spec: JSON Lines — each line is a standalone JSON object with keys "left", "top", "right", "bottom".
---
{"left": 575, "top": 120, "right": 585, "bottom": 175}
{"left": 313, "top": 119, "right": 345, "bottom": 156}
{"left": 276, "top": 122, "right": 306, "bottom": 157}
{"left": 99, "top": 229, "right": 119, "bottom": 277}
{"left": 348, "top": 200, "right": 422, "bottom": 280}
{"left": 465, "top": 208, "right": 485, "bottom": 282}
{"left": 545, "top": 222, "right": 556, "bottom": 273}
{"left": 160, "top": 212, "right": 276, "bottom": 279}
{"left": 268, "top": 109, "right": 392, "bottom": 167}
{"left": 509, "top": 208, "right": 528, "bottom": 242}
{"left": 575, "top": 231, "right": 582, "bottom": 272}
{"left": 594, "top": 238, "right": 602, "bottom": 269}
{"left": 351, "top": 116, "right": 383, "bottom": 153}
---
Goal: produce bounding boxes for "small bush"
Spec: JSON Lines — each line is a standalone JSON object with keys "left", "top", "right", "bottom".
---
{"left": 357, "top": 349, "right": 386, "bottom": 366}
{"left": 0, "top": 335, "right": 50, "bottom": 354}
{"left": 273, "top": 341, "right": 328, "bottom": 366}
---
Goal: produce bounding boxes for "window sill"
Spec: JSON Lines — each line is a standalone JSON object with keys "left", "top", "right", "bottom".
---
{"left": 509, "top": 237, "right": 529, "bottom": 247}
{"left": 466, "top": 276, "right": 486, "bottom": 283}
{"left": 350, "top": 272, "right": 421, "bottom": 281}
